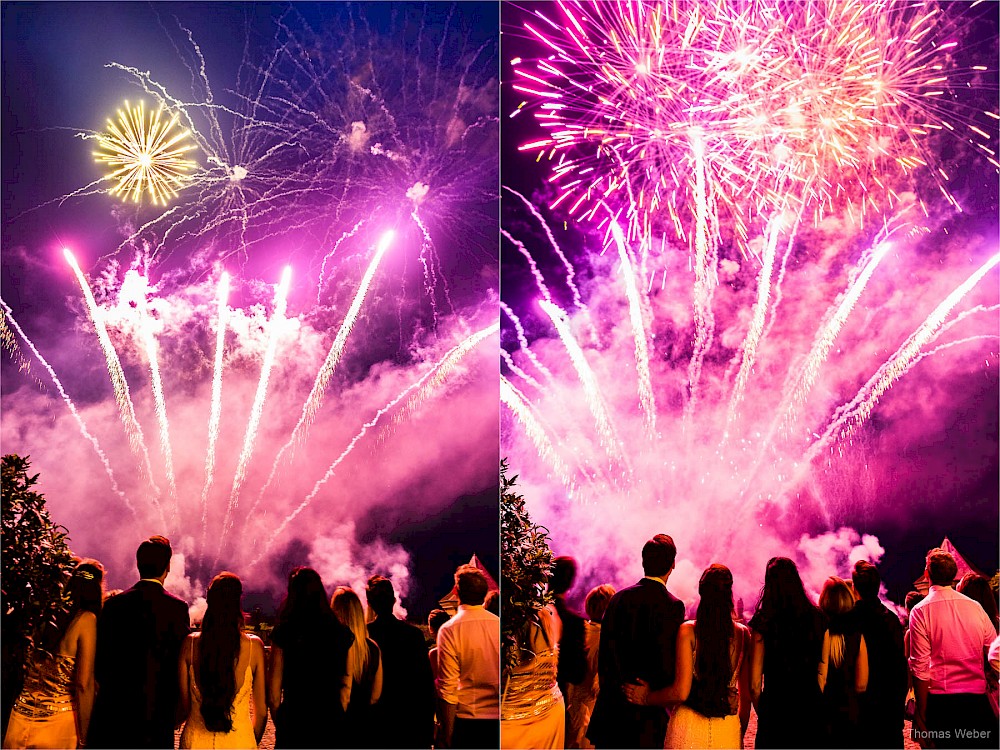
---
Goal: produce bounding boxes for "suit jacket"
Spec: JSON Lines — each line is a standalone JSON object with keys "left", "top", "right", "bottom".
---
{"left": 88, "top": 580, "right": 190, "bottom": 748}
{"left": 586, "top": 578, "right": 685, "bottom": 749}
{"left": 367, "top": 615, "right": 436, "bottom": 748}
{"left": 851, "top": 598, "right": 908, "bottom": 746}
{"left": 554, "top": 596, "right": 587, "bottom": 698}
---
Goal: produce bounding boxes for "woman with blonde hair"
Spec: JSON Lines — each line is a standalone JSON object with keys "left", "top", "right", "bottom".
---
{"left": 330, "top": 586, "right": 382, "bottom": 748}
{"left": 818, "top": 576, "right": 868, "bottom": 749}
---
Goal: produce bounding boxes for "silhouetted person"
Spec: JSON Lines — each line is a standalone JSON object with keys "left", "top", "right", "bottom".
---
{"left": 366, "top": 575, "right": 436, "bottom": 748}
{"left": 587, "top": 534, "right": 685, "bottom": 749}
{"left": 550, "top": 556, "right": 587, "bottom": 706}
{"left": 850, "top": 560, "right": 907, "bottom": 749}
{"left": 88, "top": 536, "right": 190, "bottom": 748}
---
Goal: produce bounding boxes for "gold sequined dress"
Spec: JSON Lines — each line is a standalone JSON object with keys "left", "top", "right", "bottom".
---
{"left": 2, "top": 651, "right": 79, "bottom": 749}
{"left": 501, "top": 606, "right": 565, "bottom": 750}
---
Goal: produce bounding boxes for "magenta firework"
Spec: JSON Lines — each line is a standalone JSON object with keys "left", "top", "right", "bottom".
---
{"left": 1, "top": 3, "right": 499, "bottom": 609}
{"left": 501, "top": 0, "right": 998, "bottom": 601}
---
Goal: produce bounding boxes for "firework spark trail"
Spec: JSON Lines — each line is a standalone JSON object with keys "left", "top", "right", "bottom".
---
{"left": 318, "top": 219, "right": 367, "bottom": 303}
{"left": 1, "top": 300, "right": 139, "bottom": 520}
{"left": 0, "top": 311, "right": 44, "bottom": 388}
{"left": 610, "top": 219, "right": 656, "bottom": 435}
{"left": 777, "top": 230, "right": 899, "bottom": 435}
{"left": 133, "top": 284, "right": 178, "bottom": 514}
{"left": 726, "top": 214, "right": 782, "bottom": 433}
{"left": 200, "top": 272, "right": 230, "bottom": 543}
{"left": 684, "top": 134, "right": 719, "bottom": 422}
{"left": 412, "top": 210, "right": 440, "bottom": 326}
{"left": 378, "top": 322, "right": 499, "bottom": 440}
{"left": 808, "top": 252, "right": 1000, "bottom": 461}
{"left": 501, "top": 374, "right": 572, "bottom": 489}
{"left": 249, "top": 322, "right": 495, "bottom": 568}
{"left": 505, "top": 185, "right": 586, "bottom": 314}
{"left": 502, "top": 229, "right": 554, "bottom": 303}
{"left": 64, "top": 250, "right": 163, "bottom": 504}
{"left": 218, "top": 266, "right": 292, "bottom": 553}
{"left": 538, "top": 298, "right": 628, "bottom": 471}
{"left": 501, "top": 348, "right": 543, "bottom": 391}
{"left": 500, "top": 302, "right": 555, "bottom": 381}
{"left": 248, "top": 232, "right": 395, "bottom": 518}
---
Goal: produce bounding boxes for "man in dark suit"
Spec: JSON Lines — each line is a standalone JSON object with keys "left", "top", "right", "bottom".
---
{"left": 586, "top": 534, "right": 685, "bottom": 749}
{"left": 88, "top": 536, "right": 190, "bottom": 748}
{"left": 550, "top": 556, "right": 587, "bottom": 706}
{"left": 366, "top": 575, "right": 436, "bottom": 748}
{"left": 851, "top": 560, "right": 909, "bottom": 749}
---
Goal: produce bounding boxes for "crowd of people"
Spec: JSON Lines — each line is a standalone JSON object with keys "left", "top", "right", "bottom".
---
{"left": 502, "top": 536, "right": 999, "bottom": 750}
{"left": 2, "top": 535, "right": 502, "bottom": 750}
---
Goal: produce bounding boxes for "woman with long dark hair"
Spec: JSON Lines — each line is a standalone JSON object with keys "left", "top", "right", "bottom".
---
{"left": 178, "top": 572, "right": 266, "bottom": 748}
{"left": 330, "top": 586, "right": 382, "bottom": 749}
{"left": 623, "top": 564, "right": 751, "bottom": 749}
{"left": 267, "top": 567, "right": 354, "bottom": 748}
{"left": 3, "top": 559, "right": 104, "bottom": 749}
{"left": 749, "top": 557, "right": 826, "bottom": 748}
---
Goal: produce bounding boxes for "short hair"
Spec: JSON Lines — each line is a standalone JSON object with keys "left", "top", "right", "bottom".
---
{"left": 549, "top": 556, "right": 578, "bottom": 595}
{"left": 852, "top": 560, "right": 881, "bottom": 600}
{"left": 926, "top": 548, "right": 958, "bottom": 587}
{"left": 136, "top": 536, "right": 172, "bottom": 579}
{"left": 642, "top": 534, "right": 676, "bottom": 577}
{"left": 455, "top": 564, "right": 488, "bottom": 605}
{"left": 427, "top": 609, "right": 451, "bottom": 635}
{"left": 585, "top": 584, "right": 616, "bottom": 622}
{"left": 365, "top": 575, "right": 396, "bottom": 616}
{"left": 904, "top": 590, "right": 925, "bottom": 611}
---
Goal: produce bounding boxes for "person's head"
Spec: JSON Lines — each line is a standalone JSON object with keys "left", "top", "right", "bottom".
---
{"left": 925, "top": 548, "right": 958, "bottom": 587}
{"left": 584, "top": 584, "right": 616, "bottom": 623}
{"left": 199, "top": 572, "right": 244, "bottom": 734}
{"left": 70, "top": 559, "right": 105, "bottom": 616}
{"left": 277, "top": 567, "right": 332, "bottom": 628}
{"left": 136, "top": 535, "right": 172, "bottom": 580}
{"left": 852, "top": 560, "right": 881, "bottom": 601}
{"left": 331, "top": 586, "right": 371, "bottom": 682}
{"left": 549, "top": 556, "right": 578, "bottom": 596}
{"left": 757, "top": 557, "right": 814, "bottom": 622}
{"left": 958, "top": 573, "right": 999, "bottom": 625}
{"left": 455, "top": 564, "right": 489, "bottom": 606}
{"left": 819, "top": 577, "right": 856, "bottom": 619}
{"left": 641, "top": 534, "right": 676, "bottom": 578}
{"left": 484, "top": 590, "right": 500, "bottom": 616}
{"left": 692, "top": 564, "right": 738, "bottom": 711}
{"left": 428, "top": 608, "right": 451, "bottom": 637}
{"left": 365, "top": 575, "right": 396, "bottom": 618}
{"left": 904, "top": 590, "right": 925, "bottom": 613}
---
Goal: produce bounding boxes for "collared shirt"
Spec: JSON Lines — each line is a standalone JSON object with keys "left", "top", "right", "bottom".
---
{"left": 436, "top": 604, "right": 500, "bottom": 719}
{"left": 139, "top": 578, "right": 164, "bottom": 586}
{"left": 908, "top": 585, "right": 997, "bottom": 693}
{"left": 642, "top": 575, "right": 667, "bottom": 587}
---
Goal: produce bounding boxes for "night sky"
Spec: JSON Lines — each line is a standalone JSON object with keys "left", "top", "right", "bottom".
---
{"left": 2, "top": 2, "right": 499, "bottom": 621}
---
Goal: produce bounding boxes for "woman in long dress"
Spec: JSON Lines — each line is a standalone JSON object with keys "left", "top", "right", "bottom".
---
{"left": 817, "top": 577, "right": 868, "bottom": 749}
{"left": 749, "top": 557, "right": 826, "bottom": 749}
{"left": 178, "top": 572, "right": 267, "bottom": 748}
{"left": 3, "top": 560, "right": 103, "bottom": 749}
{"left": 623, "top": 564, "right": 751, "bottom": 750}
{"left": 500, "top": 601, "right": 565, "bottom": 750}
{"left": 268, "top": 567, "right": 354, "bottom": 748}
{"left": 330, "top": 586, "right": 382, "bottom": 749}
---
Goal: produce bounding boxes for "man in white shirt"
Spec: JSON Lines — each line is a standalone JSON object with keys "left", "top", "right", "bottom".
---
{"left": 436, "top": 565, "right": 500, "bottom": 748}
{"left": 909, "top": 548, "right": 997, "bottom": 749}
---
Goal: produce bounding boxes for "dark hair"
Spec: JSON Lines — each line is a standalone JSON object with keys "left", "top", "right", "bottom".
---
{"left": 549, "top": 556, "right": 578, "bottom": 595}
{"left": 198, "top": 572, "right": 243, "bottom": 733}
{"left": 642, "top": 534, "right": 676, "bottom": 577}
{"left": 428, "top": 609, "right": 451, "bottom": 635}
{"left": 692, "top": 565, "right": 736, "bottom": 716}
{"left": 136, "top": 536, "right": 172, "bottom": 579}
{"left": 926, "top": 549, "right": 958, "bottom": 587}
{"left": 366, "top": 575, "right": 396, "bottom": 617}
{"left": 904, "top": 591, "right": 925, "bottom": 612}
{"left": 39, "top": 559, "right": 105, "bottom": 655}
{"left": 584, "top": 584, "right": 616, "bottom": 622}
{"left": 484, "top": 590, "right": 500, "bottom": 615}
{"left": 852, "top": 560, "right": 880, "bottom": 600}
{"left": 455, "top": 565, "right": 488, "bottom": 605}
{"left": 276, "top": 567, "right": 337, "bottom": 633}
{"left": 958, "top": 573, "right": 999, "bottom": 627}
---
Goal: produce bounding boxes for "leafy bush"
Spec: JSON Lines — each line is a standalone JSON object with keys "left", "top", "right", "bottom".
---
{"left": 500, "top": 459, "right": 553, "bottom": 680}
